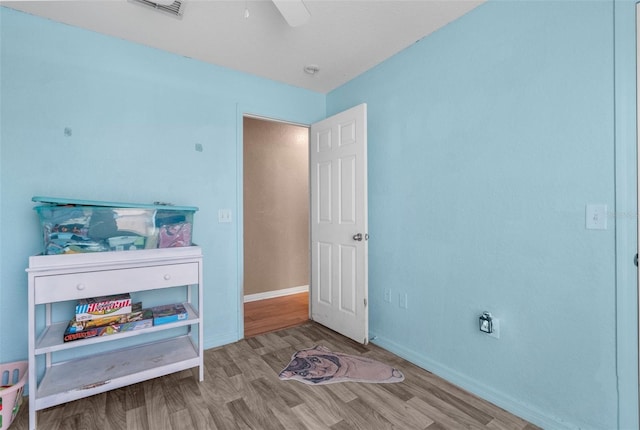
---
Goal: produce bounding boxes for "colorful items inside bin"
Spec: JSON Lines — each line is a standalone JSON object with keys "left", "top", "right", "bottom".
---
{"left": 33, "top": 197, "right": 198, "bottom": 255}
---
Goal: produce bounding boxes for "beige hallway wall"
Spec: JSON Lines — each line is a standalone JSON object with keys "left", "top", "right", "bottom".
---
{"left": 243, "top": 117, "right": 309, "bottom": 296}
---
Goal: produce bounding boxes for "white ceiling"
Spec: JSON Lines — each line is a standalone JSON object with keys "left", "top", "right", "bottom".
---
{"left": 1, "top": 0, "right": 484, "bottom": 93}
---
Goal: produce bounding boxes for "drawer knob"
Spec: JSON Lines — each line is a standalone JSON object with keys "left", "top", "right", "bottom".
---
{"left": 76, "top": 284, "right": 86, "bottom": 291}
{"left": 164, "top": 274, "right": 171, "bottom": 281}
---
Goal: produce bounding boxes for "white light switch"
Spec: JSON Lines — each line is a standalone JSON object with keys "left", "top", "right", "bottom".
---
{"left": 218, "top": 209, "right": 232, "bottom": 223}
{"left": 586, "top": 204, "right": 607, "bottom": 230}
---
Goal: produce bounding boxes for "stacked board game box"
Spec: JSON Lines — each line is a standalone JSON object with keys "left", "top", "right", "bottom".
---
{"left": 63, "top": 303, "right": 153, "bottom": 342}
{"left": 62, "top": 297, "right": 189, "bottom": 342}
{"left": 67, "top": 302, "right": 142, "bottom": 334}
{"left": 75, "top": 293, "right": 132, "bottom": 321}
{"left": 151, "top": 303, "right": 188, "bottom": 325}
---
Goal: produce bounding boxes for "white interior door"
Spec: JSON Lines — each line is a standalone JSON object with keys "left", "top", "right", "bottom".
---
{"left": 310, "top": 103, "right": 368, "bottom": 344}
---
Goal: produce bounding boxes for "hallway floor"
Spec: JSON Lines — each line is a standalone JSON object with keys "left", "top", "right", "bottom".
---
{"left": 244, "top": 291, "right": 309, "bottom": 338}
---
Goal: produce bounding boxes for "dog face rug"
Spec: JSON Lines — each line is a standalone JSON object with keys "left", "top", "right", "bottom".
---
{"left": 278, "top": 345, "right": 405, "bottom": 385}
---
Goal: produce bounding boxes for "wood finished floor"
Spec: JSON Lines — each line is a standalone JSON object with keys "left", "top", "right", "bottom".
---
{"left": 12, "top": 322, "right": 541, "bottom": 430}
{"left": 244, "top": 292, "right": 309, "bottom": 338}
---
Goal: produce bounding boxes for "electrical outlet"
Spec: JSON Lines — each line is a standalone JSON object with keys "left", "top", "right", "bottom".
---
{"left": 383, "top": 289, "right": 391, "bottom": 303}
{"left": 399, "top": 293, "right": 408, "bottom": 309}
{"left": 479, "top": 312, "right": 501, "bottom": 339}
{"left": 479, "top": 311, "right": 493, "bottom": 333}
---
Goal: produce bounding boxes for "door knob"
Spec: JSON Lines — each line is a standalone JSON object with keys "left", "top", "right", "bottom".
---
{"left": 353, "top": 233, "right": 363, "bottom": 241}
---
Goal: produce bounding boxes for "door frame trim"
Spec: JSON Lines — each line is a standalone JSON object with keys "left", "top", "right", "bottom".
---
{"left": 628, "top": 4, "right": 640, "bottom": 427}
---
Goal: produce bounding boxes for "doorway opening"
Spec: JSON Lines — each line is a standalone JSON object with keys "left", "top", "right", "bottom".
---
{"left": 242, "top": 116, "right": 310, "bottom": 337}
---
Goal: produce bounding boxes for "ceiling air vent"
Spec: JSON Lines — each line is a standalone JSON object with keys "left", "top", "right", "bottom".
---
{"left": 130, "top": 0, "right": 185, "bottom": 18}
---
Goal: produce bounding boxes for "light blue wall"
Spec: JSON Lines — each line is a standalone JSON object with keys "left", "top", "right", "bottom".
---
{"left": 328, "top": 1, "right": 637, "bottom": 429}
{"left": 0, "top": 7, "right": 325, "bottom": 360}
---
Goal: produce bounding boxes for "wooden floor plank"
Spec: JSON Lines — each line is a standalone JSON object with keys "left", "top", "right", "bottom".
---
{"left": 408, "top": 395, "right": 484, "bottom": 430}
{"left": 292, "top": 403, "right": 335, "bottom": 430}
{"left": 105, "top": 388, "right": 127, "bottom": 429}
{"left": 144, "top": 378, "right": 171, "bottom": 430}
{"left": 125, "top": 406, "right": 149, "bottom": 430}
{"left": 14, "top": 322, "right": 542, "bottom": 430}
{"left": 169, "top": 408, "right": 195, "bottom": 430}
{"left": 244, "top": 292, "right": 309, "bottom": 338}
{"left": 345, "top": 382, "right": 434, "bottom": 429}
{"left": 342, "top": 396, "right": 396, "bottom": 429}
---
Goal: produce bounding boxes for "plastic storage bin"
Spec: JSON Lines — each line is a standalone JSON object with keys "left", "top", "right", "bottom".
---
{"left": 33, "top": 197, "right": 198, "bottom": 255}
{"left": 0, "top": 361, "right": 27, "bottom": 430}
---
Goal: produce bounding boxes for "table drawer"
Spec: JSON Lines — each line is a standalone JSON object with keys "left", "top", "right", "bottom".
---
{"left": 34, "top": 262, "right": 199, "bottom": 304}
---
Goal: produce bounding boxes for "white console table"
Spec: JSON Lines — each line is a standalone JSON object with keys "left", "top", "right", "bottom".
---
{"left": 26, "top": 246, "right": 203, "bottom": 430}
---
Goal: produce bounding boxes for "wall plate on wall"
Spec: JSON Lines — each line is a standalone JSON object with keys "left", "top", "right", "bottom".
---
{"left": 586, "top": 204, "right": 607, "bottom": 230}
{"left": 218, "top": 209, "right": 232, "bottom": 223}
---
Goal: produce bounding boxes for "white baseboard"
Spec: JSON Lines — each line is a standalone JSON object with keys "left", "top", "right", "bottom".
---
{"left": 244, "top": 285, "right": 309, "bottom": 303}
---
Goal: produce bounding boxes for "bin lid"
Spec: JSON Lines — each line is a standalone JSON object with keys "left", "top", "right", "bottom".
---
{"left": 32, "top": 196, "right": 198, "bottom": 212}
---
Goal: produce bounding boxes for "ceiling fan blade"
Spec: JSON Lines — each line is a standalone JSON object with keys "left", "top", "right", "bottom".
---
{"left": 272, "top": 0, "right": 310, "bottom": 27}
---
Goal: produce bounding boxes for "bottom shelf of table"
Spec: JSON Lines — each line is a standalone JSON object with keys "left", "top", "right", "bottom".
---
{"left": 34, "top": 335, "right": 201, "bottom": 410}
